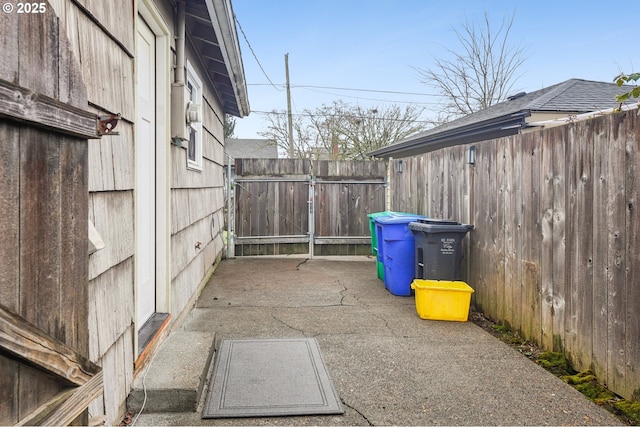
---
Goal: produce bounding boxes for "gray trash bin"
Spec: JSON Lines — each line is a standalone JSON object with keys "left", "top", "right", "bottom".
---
{"left": 409, "top": 220, "right": 474, "bottom": 281}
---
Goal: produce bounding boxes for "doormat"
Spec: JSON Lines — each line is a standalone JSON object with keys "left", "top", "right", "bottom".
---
{"left": 202, "top": 338, "right": 344, "bottom": 418}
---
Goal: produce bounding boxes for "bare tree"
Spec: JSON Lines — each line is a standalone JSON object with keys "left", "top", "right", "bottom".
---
{"left": 260, "top": 109, "right": 317, "bottom": 159}
{"left": 261, "top": 101, "right": 428, "bottom": 160}
{"left": 324, "top": 102, "right": 428, "bottom": 160}
{"left": 416, "top": 12, "right": 527, "bottom": 120}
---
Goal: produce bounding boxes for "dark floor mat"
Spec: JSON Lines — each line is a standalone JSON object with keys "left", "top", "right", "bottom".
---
{"left": 202, "top": 338, "right": 344, "bottom": 418}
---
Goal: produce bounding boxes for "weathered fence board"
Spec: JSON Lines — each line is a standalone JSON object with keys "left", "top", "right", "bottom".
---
{"left": 388, "top": 110, "right": 640, "bottom": 401}
{"left": 625, "top": 117, "right": 640, "bottom": 401}
{"left": 552, "top": 128, "right": 567, "bottom": 353}
{"left": 0, "top": 305, "right": 99, "bottom": 386}
{"left": 1, "top": 126, "right": 95, "bottom": 425}
{"left": 607, "top": 116, "right": 628, "bottom": 394}
{"left": 495, "top": 139, "right": 506, "bottom": 326}
{"left": 0, "top": 79, "right": 97, "bottom": 138}
{"left": 503, "top": 138, "right": 516, "bottom": 332}
{"left": 0, "top": 356, "right": 19, "bottom": 421}
{"left": 41, "top": 370, "right": 104, "bottom": 426}
{"left": 589, "top": 121, "right": 608, "bottom": 382}
{"left": 0, "top": 4, "right": 100, "bottom": 425}
{"left": 522, "top": 133, "right": 542, "bottom": 346}
{"left": 0, "top": 124, "right": 19, "bottom": 307}
{"left": 565, "top": 122, "right": 593, "bottom": 372}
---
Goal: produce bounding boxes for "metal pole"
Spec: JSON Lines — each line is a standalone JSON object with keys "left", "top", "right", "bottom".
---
{"left": 308, "top": 178, "right": 315, "bottom": 258}
{"left": 285, "top": 53, "right": 294, "bottom": 158}
{"left": 386, "top": 157, "right": 392, "bottom": 211}
{"left": 227, "top": 153, "right": 233, "bottom": 259}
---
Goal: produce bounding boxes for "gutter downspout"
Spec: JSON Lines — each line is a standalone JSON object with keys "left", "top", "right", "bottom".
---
{"left": 170, "top": 1, "right": 187, "bottom": 143}
{"left": 175, "top": 1, "right": 185, "bottom": 85}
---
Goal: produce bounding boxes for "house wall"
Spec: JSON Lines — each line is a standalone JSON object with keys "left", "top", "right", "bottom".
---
{"left": 48, "top": 0, "right": 136, "bottom": 422}
{"left": 46, "top": 0, "right": 230, "bottom": 424}
{"left": 168, "top": 29, "right": 227, "bottom": 322}
{"left": 388, "top": 110, "right": 640, "bottom": 402}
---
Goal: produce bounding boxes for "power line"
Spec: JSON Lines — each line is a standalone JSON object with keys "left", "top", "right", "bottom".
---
{"left": 249, "top": 109, "right": 438, "bottom": 125}
{"left": 234, "top": 16, "right": 282, "bottom": 91}
{"left": 247, "top": 83, "right": 439, "bottom": 97}
{"left": 301, "top": 86, "right": 444, "bottom": 106}
{"left": 295, "top": 85, "right": 435, "bottom": 96}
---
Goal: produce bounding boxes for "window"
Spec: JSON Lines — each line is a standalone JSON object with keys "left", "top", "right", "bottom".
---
{"left": 186, "top": 60, "right": 203, "bottom": 170}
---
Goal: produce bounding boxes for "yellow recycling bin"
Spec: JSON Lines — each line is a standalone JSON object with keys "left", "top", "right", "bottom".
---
{"left": 410, "top": 279, "right": 474, "bottom": 322}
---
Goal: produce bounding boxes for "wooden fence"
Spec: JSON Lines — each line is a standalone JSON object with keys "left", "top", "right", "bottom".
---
{"left": 0, "top": 7, "right": 102, "bottom": 425}
{"left": 388, "top": 110, "right": 640, "bottom": 401}
{"left": 233, "top": 158, "right": 386, "bottom": 256}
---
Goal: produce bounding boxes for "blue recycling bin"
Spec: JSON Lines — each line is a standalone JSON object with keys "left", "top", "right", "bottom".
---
{"left": 375, "top": 213, "right": 426, "bottom": 296}
{"left": 367, "top": 211, "right": 420, "bottom": 281}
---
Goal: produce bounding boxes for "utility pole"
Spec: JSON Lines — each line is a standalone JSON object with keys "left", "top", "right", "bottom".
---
{"left": 285, "top": 53, "right": 294, "bottom": 158}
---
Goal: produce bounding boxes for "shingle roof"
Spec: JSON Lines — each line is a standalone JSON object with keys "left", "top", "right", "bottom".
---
{"left": 370, "top": 79, "right": 635, "bottom": 158}
{"left": 525, "top": 78, "right": 630, "bottom": 111}
{"left": 224, "top": 138, "right": 278, "bottom": 163}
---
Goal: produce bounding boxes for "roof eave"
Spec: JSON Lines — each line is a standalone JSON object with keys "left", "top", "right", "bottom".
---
{"left": 369, "top": 112, "right": 530, "bottom": 159}
{"left": 204, "top": 0, "right": 250, "bottom": 117}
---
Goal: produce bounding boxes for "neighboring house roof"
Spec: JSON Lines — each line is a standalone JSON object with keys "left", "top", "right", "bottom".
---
{"left": 187, "top": 0, "right": 250, "bottom": 117}
{"left": 225, "top": 138, "right": 278, "bottom": 164}
{"left": 370, "top": 79, "right": 635, "bottom": 158}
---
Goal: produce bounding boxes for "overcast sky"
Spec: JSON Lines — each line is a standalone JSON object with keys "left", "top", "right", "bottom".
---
{"left": 230, "top": 1, "right": 636, "bottom": 138}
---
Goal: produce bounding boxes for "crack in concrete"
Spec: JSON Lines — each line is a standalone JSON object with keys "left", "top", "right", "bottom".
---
{"left": 361, "top": 305, "right": 400, "bottom": 338}
{"left": 336, "top": 280, "right": 399, "bottom": 338}
{"left": 337, "top": 280, "right": 348, "bottom": 305}
{"left": 270, "top": 313, "right": 315, "bottom": 336}
{"left": 342, "top": 399, "right": 374, "bottom": 426}
{"left": 295, "top": 258, "right": 310, "bottom": 270}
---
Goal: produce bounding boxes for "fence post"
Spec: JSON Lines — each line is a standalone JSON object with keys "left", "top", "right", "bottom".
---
{"left": 308, "top": 177, "right": 315, "bottom": 258}
{"left": 386, "top": 157, "right": 392, "bottom": 211}
{"left": 227, "top": 153, "right": 234, "bottom": 258}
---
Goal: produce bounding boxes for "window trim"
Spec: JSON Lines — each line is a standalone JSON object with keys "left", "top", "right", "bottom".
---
{"left": 186, "top": 60, "right": 203, "bottom": 171}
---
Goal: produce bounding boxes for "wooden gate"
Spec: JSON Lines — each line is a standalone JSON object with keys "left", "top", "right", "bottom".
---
{"left": 0, "top": 6, "right": 102, "bottom": 425}
{"left": 233, "top": 159, "right": 386, "bottom": 256}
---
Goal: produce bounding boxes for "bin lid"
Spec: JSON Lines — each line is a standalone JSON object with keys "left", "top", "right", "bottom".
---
{"left": 367, "top": 211, "right": 390, "bottom": 220}
{"left": 375, "top": 214, "right": 426, "bottom": 225}
{"left": 416, "top": 218, "right": 459, "bottom": 225}
{"left": 367, "top": 211, "right": 415, "bottom": 220}
{"left": 408, "top": 222, "right": 474, "bottom": 233}
{"left": 411, "top": 279, "right": 474, "bottom": 293}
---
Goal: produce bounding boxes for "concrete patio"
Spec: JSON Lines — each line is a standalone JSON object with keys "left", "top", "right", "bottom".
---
{"left": 129, "top": 256, "right": 623, "bottom": 426}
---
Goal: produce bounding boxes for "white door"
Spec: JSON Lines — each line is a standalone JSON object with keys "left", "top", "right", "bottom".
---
{"left": 135, "top": 19, "right": 156, "bottom": 327}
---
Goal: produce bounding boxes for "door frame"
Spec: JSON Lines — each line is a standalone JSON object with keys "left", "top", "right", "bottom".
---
{"left": 135, "top": 0, "right": 171, "bottom": 344}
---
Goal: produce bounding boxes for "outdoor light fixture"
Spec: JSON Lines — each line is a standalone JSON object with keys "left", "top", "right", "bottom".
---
{"left": 466, "top": 146, "right": 476, "bottom": 165}
{"left": 397, "top": 159, "right": 403, "bottom": 173}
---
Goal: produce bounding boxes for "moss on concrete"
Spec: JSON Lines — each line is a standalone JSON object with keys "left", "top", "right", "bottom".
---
{"left": 614, "top": 401, "right": 640, "bottom": 424}
{"left": 472, "top": 313, "right": 639, "bottom": 425}
{"left": 536, "top": 352, "right": 573, "bottom": 376}
{"left": 563, "top": 371, "right": 615, "bottom": 405}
